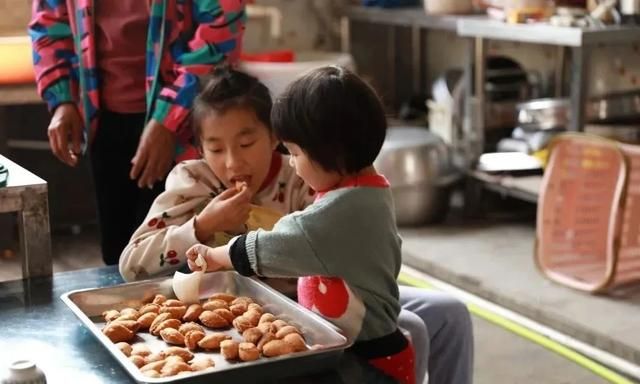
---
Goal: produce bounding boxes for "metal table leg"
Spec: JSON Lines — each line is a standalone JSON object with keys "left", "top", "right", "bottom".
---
{"left": 388, "top": 25, "right": 397, "bottom": 108}
{"left": 411, "top": 24, "right": 423, "bottom": 95}
{"left": 569, "top": 46, "right": 590, "bottom": 132}
{"left": 0, "top": 155, "right": 52, "bottom": 279}
{"left": 473, "top": 37, "right": 487, "bottom": 161}
{"left": 18, "top": 187, "right": 52, "bottom": 278}
{"left": 555, "top": 46, "right": 566, "bottom": 97}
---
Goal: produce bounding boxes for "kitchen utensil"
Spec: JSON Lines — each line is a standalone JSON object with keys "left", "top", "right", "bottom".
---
{"left": 374, "top": 127, "right": 460, "bottom": 225}
{"left": 61, "top": 272, "right": 350, "bottom": 383}
{"left": 517, "top": 98, "right": 571, "bottom": 130}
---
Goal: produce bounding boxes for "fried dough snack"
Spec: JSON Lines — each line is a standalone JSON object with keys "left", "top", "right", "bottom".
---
{"left": 183, "top": 304, "right": 203, "bottom": 322}
{"left": 220, "top": 339, "right": 239, "bottom": 360}
{"left": 199, "top": 310, "right": 229, "bottom": 328}
{"left": 239, "top": 342, "right": 260, "bottom": 361}
{"left": 198, "top": 332, "right": 231, "bottom": 350}
{"left": 101, "top": 291, "right": 311, "bottom": 378}
{"left": 103, "top": 322, "right": 134, "bottom": 343}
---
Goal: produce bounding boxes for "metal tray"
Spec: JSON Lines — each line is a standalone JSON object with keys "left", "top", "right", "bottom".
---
{"left": 61, "top": 271, "right": 351, "bottom": 383}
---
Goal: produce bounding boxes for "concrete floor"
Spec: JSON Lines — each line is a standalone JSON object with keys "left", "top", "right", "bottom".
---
{"left": 0, "top": 221, "right": 624, "bottom": 383}
{"left": 400, "top": 212, "right": 640, "bottom": 370}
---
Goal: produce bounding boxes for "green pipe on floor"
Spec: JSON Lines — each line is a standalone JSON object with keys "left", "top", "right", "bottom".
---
{"left": 397, "top": 272, "right": 636, "bottom": 384}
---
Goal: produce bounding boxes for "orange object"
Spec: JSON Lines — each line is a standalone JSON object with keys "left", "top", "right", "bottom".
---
{"left": 536, "top": 134, "right": 640, "bottom": 293}
{"left": 240, "top": 50, "right": 295, "bottom": 63}
{"left": 0, "top": 36, "right": 35, "bottom": 84}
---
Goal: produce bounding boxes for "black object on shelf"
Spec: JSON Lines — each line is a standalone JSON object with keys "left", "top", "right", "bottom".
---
{"left": 0, "top": 163, "right": 8, "bottom": 188}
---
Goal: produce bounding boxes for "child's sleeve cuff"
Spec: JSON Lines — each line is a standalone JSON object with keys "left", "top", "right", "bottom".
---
{"left": 229, "top": 234, "right": 254, "bottom": 276}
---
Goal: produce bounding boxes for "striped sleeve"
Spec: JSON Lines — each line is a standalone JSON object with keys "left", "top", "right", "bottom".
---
{"left": 28, "top": 0, "right": 75, "bottom": 112}
{"left": 151, "top": 0, "right": 247, "bottom": 133}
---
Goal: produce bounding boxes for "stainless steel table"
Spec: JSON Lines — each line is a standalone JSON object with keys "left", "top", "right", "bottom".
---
{"left": 0, "top": 266, "right": 396, "bottom": 383}
{"left": 457, "top": 17, "right": 640, "bottom": 159}
{"left": 0, "top": 154, "right": 51, "bottom": 278}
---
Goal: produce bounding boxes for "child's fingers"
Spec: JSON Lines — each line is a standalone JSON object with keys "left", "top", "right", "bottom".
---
{"left": 214, "top": 187, "right": 239, "bottom": 201}
{"left": 227, "top": 185, "right": 251, "bottom": 205}
{"left": 187, "top": 258, "right": 202, "bottom": 272}
{"left": 186, "top": 245, "right": 200, "bottom": 259}
{"left": 186, "top": 245, "right": 209, "bottom": 271}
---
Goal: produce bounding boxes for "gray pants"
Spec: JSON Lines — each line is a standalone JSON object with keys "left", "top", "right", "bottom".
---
{"left": 398, "top": 286, "right": 474, "bottom": 384}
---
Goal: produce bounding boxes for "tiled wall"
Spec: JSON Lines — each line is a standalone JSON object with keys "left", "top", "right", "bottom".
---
{"left": 0, "top": 0, "right": 30, "bottom": 36}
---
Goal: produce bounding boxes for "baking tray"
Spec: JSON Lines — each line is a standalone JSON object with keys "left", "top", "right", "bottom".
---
{"left": 61, "top": 271, "right": 351, "bottom": 383}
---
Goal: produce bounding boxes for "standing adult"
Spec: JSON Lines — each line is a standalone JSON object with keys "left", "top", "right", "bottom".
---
{"left": 29, "top": 0, "right": 247, "bottom": 265}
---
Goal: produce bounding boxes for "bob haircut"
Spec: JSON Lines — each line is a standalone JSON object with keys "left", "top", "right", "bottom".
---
{"left": 272, "top": 66, "right": 387, "bottom": 174}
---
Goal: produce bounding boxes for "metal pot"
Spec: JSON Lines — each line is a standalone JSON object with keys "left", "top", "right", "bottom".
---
{"left": 374, "top": 127, "right": 460, "bottom": 226}
{"left": 517, "top": 98, "right": 571, "bottom": 130}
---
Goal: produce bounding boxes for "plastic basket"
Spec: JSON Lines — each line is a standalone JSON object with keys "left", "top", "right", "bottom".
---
{"left": 615, "top": 143, "right": 640, "bottom": 288}
{"left": 536, "top": 134, "right": 627, "bottom": 293}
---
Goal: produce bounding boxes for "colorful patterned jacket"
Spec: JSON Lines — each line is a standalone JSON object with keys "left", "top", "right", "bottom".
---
{"left": 29, "top": 0, "right": 246, "bottom": 160}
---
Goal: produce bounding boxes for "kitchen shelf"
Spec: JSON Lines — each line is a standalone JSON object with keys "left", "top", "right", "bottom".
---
{"left": 344, "top": 5, "right": 464, "bottom": 31}
{"left": 469, "top": 170, "right": 542, "bottom": 203}
{"left": 345, "top": 6, "right": 640, "bottom": 46}
{"left": 457, "top": 18, "right": 640, "bottom": 47}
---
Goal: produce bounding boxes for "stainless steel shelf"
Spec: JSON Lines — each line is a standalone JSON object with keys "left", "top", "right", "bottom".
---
{"left": 457, "top": 18, "right": 640, "bottom": 47}
{"left": 469, "top": 170, "right": 541, "bottom": 203}
{"left": 345, "top": 5, "right": 462, "bottom": 31}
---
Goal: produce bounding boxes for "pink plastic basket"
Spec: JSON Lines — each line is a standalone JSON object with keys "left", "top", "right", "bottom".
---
{"left": 615, "top": 143, "right": 640, "bottom": 288}
{"left": 536, "top": 134, "right": 627, "bottom": 293}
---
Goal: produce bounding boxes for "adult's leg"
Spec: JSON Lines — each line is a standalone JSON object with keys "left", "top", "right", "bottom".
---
{"left": 399, "top": 309, "right": 429, "bottom": 383}
{"left": 399, "top": 285, "right": 474, "bottom": 384}
{"left": 90, "top": 111, "right": 164, "bottom": 265}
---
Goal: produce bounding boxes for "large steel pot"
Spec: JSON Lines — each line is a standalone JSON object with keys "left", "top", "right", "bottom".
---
{"left": 374, "top": 127, "right": 460, "bottom": 226}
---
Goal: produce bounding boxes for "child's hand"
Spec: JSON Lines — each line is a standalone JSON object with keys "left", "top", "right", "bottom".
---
{"left": 195, "top": 186, "right": 251, "bottom": 242}
{"left": 186, "top": 244, "right": 230, "bottom": 272}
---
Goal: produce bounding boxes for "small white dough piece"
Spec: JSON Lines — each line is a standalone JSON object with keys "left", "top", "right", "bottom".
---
{"left": 172, "top": 254, "right": 207, "bottom": 304}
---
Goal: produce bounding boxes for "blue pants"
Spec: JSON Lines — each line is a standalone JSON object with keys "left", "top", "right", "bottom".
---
{"left": 398, "top": 286, "right": 474, "bottom": 384}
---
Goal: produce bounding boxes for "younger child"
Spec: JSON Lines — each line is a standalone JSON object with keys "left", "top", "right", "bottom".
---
{"left": 186, "top": 66, "right": 416, "bottom": 384}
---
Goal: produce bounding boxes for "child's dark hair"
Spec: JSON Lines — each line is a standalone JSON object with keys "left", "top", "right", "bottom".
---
{"left": 272, "top": 66, "right": 387, "bottom": 174}
{"left": 193, "top": 68, "right": 272, "bottom": 140}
